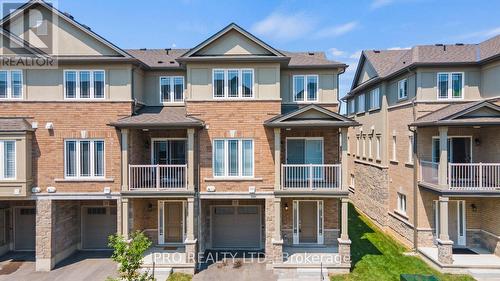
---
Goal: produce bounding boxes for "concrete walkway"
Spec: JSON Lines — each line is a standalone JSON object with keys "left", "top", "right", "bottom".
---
{"left": 193, "top": 259, "right": 277, "bottom": 281}
{"left": 0, "top": 251, "right": 117, "bottom": 281}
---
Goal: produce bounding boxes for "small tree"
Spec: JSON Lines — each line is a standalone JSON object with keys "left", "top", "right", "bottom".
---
{"left": 108, "top": 231, "right": 153, "bottom": 281}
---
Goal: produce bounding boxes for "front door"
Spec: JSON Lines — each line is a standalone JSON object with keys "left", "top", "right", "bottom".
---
{"left": 158, "top": 201, "right": 185, "bottom": 244}
{"left": 299, "top": 201, "right": 317, "bottom": 243}
{"left": 293, "top": 200, "right": 324, "bottom": 245}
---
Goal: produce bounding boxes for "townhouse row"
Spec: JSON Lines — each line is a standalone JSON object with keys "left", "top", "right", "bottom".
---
{"left": 0, "top": 1, "right": 356, "bottom": 276}
{"left": 344, "top": 36, "right": 500, "bottom": 272}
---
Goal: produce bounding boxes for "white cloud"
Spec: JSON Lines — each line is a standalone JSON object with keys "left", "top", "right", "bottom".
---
{"left": 387, "top": 46, "right": 411, "bottom": 50}
{"left": 371, "top": 0, "right": 395, "bottom": 9}
{"left": 251, "top": 12, "right": 315, "bottom": 41}
{"left": 329, "top": 48, "right": 345, "bottom": 57}
{"left": 456, "top": 26, "right": 500, "bottom": 40}
{"left": 349, "top": 50, "right": 362, "bottom": 59}
{"left": 314, "top": 21, "right": 359, "bottom": 39}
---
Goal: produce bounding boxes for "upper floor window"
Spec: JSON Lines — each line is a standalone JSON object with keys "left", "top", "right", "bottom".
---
{"left": 357, "top": 94, "right": 365, "bottom": 113}
{"left": 376, "top": 136, "right": 381, "bottom": 160}
{"left": 213, "top": 69, "right": 254, "bottom": 98}
{"left": 65, "top": 139, "right": 105, "bottom": 179}
{"left": 408, "top": 135, "right": 414, "bottom": 164}
{"left": 64, "top": 70, "right": 105, "bottom": 100}
{"left": 0, "top": 141, "right": 15, "bottom": 180}
{"left": 213, "top": 139, "right": 253, "bottom": 177}
{"left": 348, "top": 99, "right": 355, "bottom": 115}
{"left": 398, "top": 78, "right": 408, "bottom": 100}
{"left": 0, "top": 70, "right": 23, "bottom": 99}
{"left": 160, "top": 76, "right": 184, "bottom": 103}
{"left": 437, "top": 72, "right": 463, "bottom": 100}
{"left": 369, "top": 88, "right": 380, "bottom": 110}
{"left": 293, "top": 75, "right": 318, "bottom": 102}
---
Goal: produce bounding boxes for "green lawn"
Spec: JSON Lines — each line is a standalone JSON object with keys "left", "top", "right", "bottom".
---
{"left": 331, "top": 204, "right": 475, "bottom": 281}
{"left": 166, "top": 272, "right": 192, "bottom": 281}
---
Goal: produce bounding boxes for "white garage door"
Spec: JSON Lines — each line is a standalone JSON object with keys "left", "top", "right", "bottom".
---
{"left": 15, "top": 207, "right": 35, "bottom": 251}
{"left": 82, "top": 206, "right": 117, "bottom": 250}
{"left": 212, "top": 206, "right": 261, "bottom": 249}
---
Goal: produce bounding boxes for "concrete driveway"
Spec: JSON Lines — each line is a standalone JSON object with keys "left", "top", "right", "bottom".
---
{"left": 0, "top": 251, "right": 118, "bottom": 281}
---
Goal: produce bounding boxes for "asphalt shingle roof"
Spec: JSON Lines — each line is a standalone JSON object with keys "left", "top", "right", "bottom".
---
{"left": 0, "top": 118, "right": 33, "bottom": 132}
{"left": 110, "top": 106, "right": 203, "bottom": 128}
{"left": 127, "top": 48, "right": 344, "bottom": 69}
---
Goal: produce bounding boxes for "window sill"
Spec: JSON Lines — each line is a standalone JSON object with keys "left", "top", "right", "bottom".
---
{"left": 368, "top": 108, "right": 380, "bottom": 113}
{"left": 393, "top": 210, "right": 409, "bottom": 220}
{"left": 405, "top": 162, "right": 414, "bottom": 167}
{"left": 54, "top": 177, "right": 114, "bottom": 183}
{"left": 390, "top": 160, "right": 399, "bottom": 165}
{"left": 161, "top": 102, "right": 185, "bottom": 106}
{"left": 204, "top": 177, "right": 263, "bottom": 182}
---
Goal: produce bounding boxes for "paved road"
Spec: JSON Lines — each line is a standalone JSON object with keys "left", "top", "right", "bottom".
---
{"left": 0, "top": 251, "right": 118, "bottom": 281}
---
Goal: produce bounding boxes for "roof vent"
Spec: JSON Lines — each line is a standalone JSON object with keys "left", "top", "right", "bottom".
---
{"left": 157, "top": 61, "right": 164, "bottom": 64}
{"left": 435, "top": 44, "right": 444, "bottom": 46}
{"left": 81, "top": 24, "right": 91, "bottom": 31}
{"left": 169, "top": 61, "right": 175, "bottom": 64}
{"left": 308, "top": 52, "right": 315, "bottom": 56}
{"left": 373, "top": 50, "right": 380, "bottom": 53}
{"left": 165, "top": 48, "right": 171, "bottom": 55}
{"left": 455, "top": 43, "right": 464, "bottom": 46}
{"left": 140, "top": 48, "right": 147, "bottom": 51}
{"left": 62, "top": 12, "right": 74, "bottom": 20}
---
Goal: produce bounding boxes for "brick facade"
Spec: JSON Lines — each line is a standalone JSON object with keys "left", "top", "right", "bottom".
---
{"left": 186, "top": 101, "right": 281, "bottom": 193}
{"left": 0, "top": 102, "right": 132, "bottom": 193}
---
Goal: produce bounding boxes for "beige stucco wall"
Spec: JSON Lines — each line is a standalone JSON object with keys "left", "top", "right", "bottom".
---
{"left": 480, "top": 61, "right": 500, "bottom": 99}
{"left": 0, "top": 132, "right": 32, "bottom": 197}
{"left": 196, "top": 30, "right": 272, "bottom": 56}
{"left": 6, "top": 3, "right": 121, "bottom": 56}
{"left": 186, "top": 62, "right": 281, "bottom": 101}
{"left": 417, "top": 66, "right": 481, "bottom": 101}
{"left": 14, "top": 64, "right": 133, "bottom": 102}
{"left": 280, "top": 69, "right": 339, "bottom": 104}
{"left": 138, "top": 70, "right": 187, "bottom": 106}
{"left": 386, "top": 73, "right": 417, "bottom": 106}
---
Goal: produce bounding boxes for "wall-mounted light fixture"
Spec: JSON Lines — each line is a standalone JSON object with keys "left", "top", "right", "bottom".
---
{"left": 284, "top": 203, "right": 289, "bottom": 211}
{"left": 474, "top": 138, "right": 481, "bottom": 146}
{"left": 471, "top": 203, "right": 477, "bottom": 212}
{"left": 147, "top": 202, "right": 153, "bottom": 212}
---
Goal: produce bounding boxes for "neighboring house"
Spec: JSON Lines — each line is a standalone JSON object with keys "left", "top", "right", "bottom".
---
{"left": 0, "top": 0, "right": 358, "bottom": 276}
{"left": 343, "top": 35, "right": 500, "bottom": 272}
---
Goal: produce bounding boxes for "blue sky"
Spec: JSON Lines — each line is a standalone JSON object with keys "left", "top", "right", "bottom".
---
{"left": 55, "top": 0, "right": 500, "bottom": 101}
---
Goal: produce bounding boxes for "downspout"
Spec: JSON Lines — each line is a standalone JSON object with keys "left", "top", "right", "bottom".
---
{"left": 407, "top": 66, "right": 419, "bottom": 252}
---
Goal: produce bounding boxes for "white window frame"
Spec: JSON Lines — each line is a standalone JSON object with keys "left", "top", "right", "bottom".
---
{"left": 408, "top": 135, "right": 414, "bottom": 164}
{"left": 397, "top": 192, "right": 407, "bottom": 215}
{"left": 356, "top": 136, "right": 360, "bottom": 156}
{"left": 293, "top": 74, "right": 319, "bottom": 102}
{"left": 64, "top": 139, "right": 105, "bottom": 179}
{"left": 436, "top": 72, "right": 464, "bottom": 100}
{"left": 392, "top": 135, "right": 397, "bottom": 161}
{"left": 350, "top": 174, "right": 355, "bottom": 189}
{"left": 357, "top": 93, "right": 365, "bottom": 113}
{"left": 348, "top": 99, "right": 355, "bottom": 115}
{"left": 369, "top": 88, "right": 380, "bottom": 110}
{"left": 376, "top": 136, "right": 381, "bottom": 160}
{"left": 368, "top": 136, "right": 373, "bottom": 159}
{"left": 63, "top": 70, "right": 106, "bottom": 100}
{"left": 212, "top": 138, "right": 254, "bottom": 178}
{"left": 398, "top": 78, "right": 408, "bottom": 100}
{"left": 0, "top": 70, "right": 23, "bottom": 100}
{"left": 159, "top": 76, "right": 185, "bottom": 104}
{"left": 212, "top": 69, "right": 254, "bottom": 99}
{"left": 0, "top": 140, "right": 16, "bottom": 180}
{"left": 362, "top": 136, "right": 366, "bottom": 158}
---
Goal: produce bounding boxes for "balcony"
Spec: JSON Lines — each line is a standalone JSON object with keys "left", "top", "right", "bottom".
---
{"left": 129, "top": 164, "right": 187, "bottom": 191}
{"left": 419, "top": 161, "right": 500, "bottom": 191}
{"left": 281, "top": 164, "right": 341, "bottom": 190}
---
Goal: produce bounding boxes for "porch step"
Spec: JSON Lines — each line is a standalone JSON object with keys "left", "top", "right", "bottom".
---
{"left": 276, "top": 268, "right": 329, "bottom": 281}
{"left": 140, "top": 267, "right": 172, "bottom": 280}
{"left": 468, "top": 269, "right": 500, "bottom": 281}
